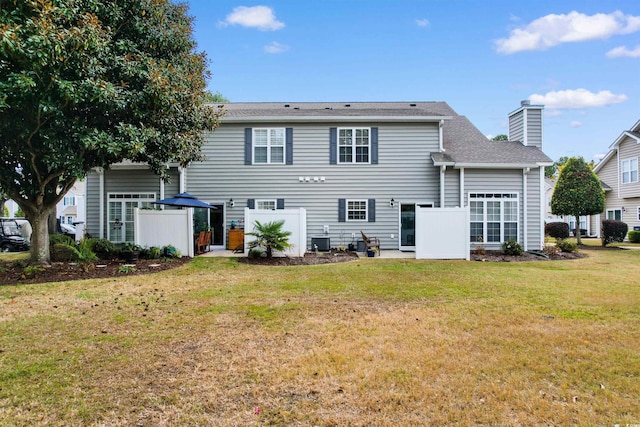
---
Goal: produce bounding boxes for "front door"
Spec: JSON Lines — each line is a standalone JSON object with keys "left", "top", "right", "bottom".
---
{"left": 399, "top": 202, "right": 433, "bottom": 251}
{"left": 209, "top": 203, "right": 225, "bottom": 248}
{"left": 400, "top": 203, "right": 416, "bottom": 251}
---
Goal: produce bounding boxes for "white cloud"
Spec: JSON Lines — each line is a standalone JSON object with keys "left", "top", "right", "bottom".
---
{"left": 220, "top": 6, "right": 284, "bottom": 31}
{"left": 416, "top": 18, "right": 430, "bottom": 27}
{"left": 495, "top": 10, "right": 640, "bottom": 54}
{"left": 545, "top": 110, "right": 563, "bottom": 117}
{"left": 606, "top": 45, "right": 640, "bottom": 58}
{"left": 264, "top": 41, "right": 289, "bottom": 54}
{"left": 529, "top": 88, "right": 628, "bottom": 109}
{"left": 570, "top": 121, "right": 583, "bottom": 127}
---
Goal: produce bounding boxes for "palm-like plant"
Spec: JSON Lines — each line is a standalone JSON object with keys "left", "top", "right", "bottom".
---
{"left": 246, "top": 220, "right": 292, "bottom": 258}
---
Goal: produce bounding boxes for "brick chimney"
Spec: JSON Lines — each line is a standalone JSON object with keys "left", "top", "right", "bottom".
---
{"left": 508, "top": 100, "right": 544, "bottom": 150}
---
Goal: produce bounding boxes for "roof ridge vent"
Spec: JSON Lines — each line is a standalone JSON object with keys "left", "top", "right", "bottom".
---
{"left": 345, "top": 104, "right": 351, "bottom": 107}
{"left": 284, "top": 104, "right": 290, "bottom": 108}
{"left": 324, "top": 107, "right": 333, "bottom": 110}
{"left": 409, "top": 103, "right": 417, "bottom": 107}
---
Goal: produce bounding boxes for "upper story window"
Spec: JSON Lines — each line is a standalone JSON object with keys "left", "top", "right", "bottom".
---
{"left": 621, "top": 158, "right": 638, "bottom": 184}
{"left": 253, "top": 128, "right": 285, "bottom": 164}
{"left": 339, "top": 128, "right": 370, "bottom": 164}
{"left": 63, "top": 196, "right": 76, "bottom": 206}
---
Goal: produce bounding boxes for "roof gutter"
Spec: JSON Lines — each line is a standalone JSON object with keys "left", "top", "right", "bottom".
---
{"left": 222, "top": 115, "right": 453, "bottom": 123}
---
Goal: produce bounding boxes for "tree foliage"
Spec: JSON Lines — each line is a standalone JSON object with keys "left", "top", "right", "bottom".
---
{"left": 246, "top": 220, "right": 292, "bottom": 258}
{"left": 491, "top": 134, "right": 508, "bottom": 141}
{"left": 203, "top": 91, "right": 229, "bottom": 103}
{"left": 0, "top": 0, "right": 223, "bottom": 263}
{"left": 545, "top": 156, "right": 569, "bottom": 178}
{"left": 551, "top": 157, "right": 605, "bottom": 244}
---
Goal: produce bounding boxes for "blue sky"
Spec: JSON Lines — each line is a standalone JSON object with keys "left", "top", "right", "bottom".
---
{"left": 186, "top": 0, "right": 639, "bottom": 162}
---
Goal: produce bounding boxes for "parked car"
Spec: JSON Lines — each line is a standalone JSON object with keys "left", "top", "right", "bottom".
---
{"left": 0, "top": 218, "right": 30, "bottom": 252}
{"left": 59, "top": 222, "right": 77, "bottom": 239}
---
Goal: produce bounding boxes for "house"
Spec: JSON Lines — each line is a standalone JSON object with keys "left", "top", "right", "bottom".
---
{"left": 85, "top": 101, "right": 552, "bottom": 253}
{"left": 594, "top": 118, "right": 640, "bottom": 233}
{"left": 56, "top": 180, "right": 85, "bottom": 226}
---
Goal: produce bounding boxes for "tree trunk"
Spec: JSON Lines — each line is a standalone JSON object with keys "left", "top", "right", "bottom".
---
{"left": 28, "top": 209, "right": 53, "bottom": 265}
{"left": 575, "top": 214, "right": 582, "bottom": 246}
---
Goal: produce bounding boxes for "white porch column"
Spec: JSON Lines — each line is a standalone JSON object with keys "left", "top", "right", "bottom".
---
{"left": 179, "top": 166, "right": 186, "bottom": 193}
{"left": 459, "top": 168, "right": 465, "bottom": 207}
{"left": 440, "top": 165, "right": 446, "bottom": 207}
{"left": 523, "top": 167, "right": 530, "bottom": 251}
{"left": 438, "top": 120, "right": 444, "bottom": 152}
{"left": 539, "top": 167, "right": 545, "bottom": 249}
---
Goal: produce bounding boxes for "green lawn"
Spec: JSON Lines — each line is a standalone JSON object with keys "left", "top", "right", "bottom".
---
{"left": 1, "top": 249, "right": 639, "bottom": 426}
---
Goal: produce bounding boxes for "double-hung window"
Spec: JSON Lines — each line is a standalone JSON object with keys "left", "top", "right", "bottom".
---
{"left": 254, "top": 128, "right": 285, "bottom": 164}
{"left": 339, "top": 128, "right": 370, "bottom": 164}
{"left": 621, "top": 158, "right": 638, "bottom": 184}
{"left": 607, "top": 209, "right": 622, "bottom": 221}
{"left": 469, "top": 193, "right": 519, "bottom": 243}
{"left": 347, "top": 200, "right": 368, "bottom": 221}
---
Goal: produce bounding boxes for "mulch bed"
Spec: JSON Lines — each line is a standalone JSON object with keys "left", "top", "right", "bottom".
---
{"left": 238, "top": 250, "right": 360, "bottom": 266}
{"left": 0, "top": 257, "right": 191, "bottom": 286}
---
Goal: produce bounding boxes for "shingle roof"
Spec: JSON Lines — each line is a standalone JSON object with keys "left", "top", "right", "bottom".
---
{"left": 217, "top": 102, "right": 552, "bottom": 165}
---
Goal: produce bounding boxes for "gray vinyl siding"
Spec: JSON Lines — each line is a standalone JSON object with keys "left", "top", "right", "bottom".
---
{"left": 85, "top": 171, "right": 101, "bottom": 238}
{"left": 509, "top": 111, "right": 524, "bottom": 143}
{"left": 618, "top": 135, "right": 640, "bottom": 199}
{"left": 526, "top": 108, "right": 543, "bottom": 150}
{"left": 444, "top": 168, "right": 461, "bottom": 207}
{"left": 85, "top": 167, "right": 179, "bottom": 238}
{"left": 187, "top": 122, "right": 441, "bottom": 249}
{"left": 464, "top": 168, "right": 544, "bottom": 250}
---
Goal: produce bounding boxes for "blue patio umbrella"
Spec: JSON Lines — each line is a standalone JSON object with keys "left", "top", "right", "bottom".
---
{"left": 153, "top": 192, "right": 217, "bottom": 209}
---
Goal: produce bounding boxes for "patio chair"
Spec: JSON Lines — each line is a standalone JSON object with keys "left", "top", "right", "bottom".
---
{"left": 195, "top": 231, "right": 207, "bottom": 255}
{"left": 203, "top": 230, "right": 212, "bottom": 253}
{"left": 360, "top": 231, "right": 381, "bottom": 256}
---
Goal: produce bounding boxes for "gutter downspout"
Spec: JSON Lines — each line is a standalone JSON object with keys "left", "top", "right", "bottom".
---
{"left": 179, "top": 166, "right": 186, "bottom": 193}
{"left": 523, "top": 167, "right": 530, "bottom": 251}
{"left": 539, "top": 167, "right": 545, "bottom": 250}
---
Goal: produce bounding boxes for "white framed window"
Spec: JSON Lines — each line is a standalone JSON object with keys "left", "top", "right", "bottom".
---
{"left": 637, "top": 206, "right": 640, "bottom": 221}
{"left": 621, "top": 158, "right": 638, "bottom": 184}
{"left": 347, "top": 199, "right": 368, "bottom": 221}
{"left": 607, "top": 209, "right": 622, "bottom": 221}
{"left": 469, "top": 193, "right": 519, "bottom": 243}
{"left": 253, "top": 128, "right": 285, "bottom": 164}
{"left": 338, "top": 127, "right": 370, "bottom": 164}
{"left": 63, "top": 196, "right": 75, "bottom": 206}
{"left": 107, "top": 193, "right": 155, "bottom": 243}
{"left": 256, "top": 199, "right": 276, "bottom": 210}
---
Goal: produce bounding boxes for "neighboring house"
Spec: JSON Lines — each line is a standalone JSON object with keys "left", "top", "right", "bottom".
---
{"left": 85, "top": 101, "right": 552, "bottom": 253}
{"left": 594, "top": 118, "right": 640, "bottom": 233}
{"left": 56, "top": 180, "right": 86, "bottom": 226}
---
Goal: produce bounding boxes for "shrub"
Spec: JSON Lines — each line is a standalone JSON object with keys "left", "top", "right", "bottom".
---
{"left": 162, "top": 245, "right": 181, "bottom": 258}
{"left": 92, "top": 238, "right": 117, "bottom": 259}
{"left": 51, "top": 243, "right": 80, "bottom": 262}
{"left": 556, "top": 239, "right": 578, "bottom": 253}
{"left": 601, "top": 220, "right": 628, "bottom": 246}
{"left": 148, "top": 246, "right": 162, "bottom": 259}
{"left": 545, "top": 222, "right": 569, "bottom": 239}
{"left": 50, "top": 234, "right": 74, "bottom": 247}
{"left": 76, "top": 238, "right": 98, "bottom": 271}
{"left": 248, "top": 248, "right": 263, "bottom": 259}
{"left": 628, "top": 230, "right": 640, "bottom": 244}
{"left": 501, "top": 239, "right": 524, "bottom": 256}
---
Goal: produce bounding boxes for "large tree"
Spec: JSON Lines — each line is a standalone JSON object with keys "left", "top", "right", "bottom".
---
{"left": 0, "top": 0, "right": 222, "bottom": 264}
{"left": 551, "top": 157, "right": 605, "bottom": 245}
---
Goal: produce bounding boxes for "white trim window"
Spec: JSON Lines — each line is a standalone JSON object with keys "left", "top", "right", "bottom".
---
{"left": 621, "top": 158, "right": 638, "bottom": 184}
{"left": 339, "top": 127, "right": 370, "bottom": 164}
{"left": 107, "top": 193, "right": 156, "bottom": 243}
{"left": 256, "top": 199, "right": 276, "bottom": 210}
{"left": 637, "top": 206, "right": 640, "bottom": 221}
{"left": 607, "top": 209, "right": 622, "bottom": 221}
{"left": 347, "top": 199, "right": 368, "bottom": 221}
{"left": 253, "top": 128, "right": 285, "bottom": 164}
{"left": 469, "top": 193, "right": 519, "bottom": 243}
{"left": 63, "top": 196, "right": 76, "bottom": 206}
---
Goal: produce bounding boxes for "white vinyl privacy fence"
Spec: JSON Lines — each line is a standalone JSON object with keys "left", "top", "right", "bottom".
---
{"left": 415, "top": 207, "right": 469, "bottom": 260}
{"left": 134, "top": 208, "right": 194, "bottom": 257}
{"left": 244, "top": 208, "right": 307, "bottom": 257}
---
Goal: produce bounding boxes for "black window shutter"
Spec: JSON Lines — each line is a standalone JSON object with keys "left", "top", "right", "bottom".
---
{"left": 247, "top": 199, "right": 255, "bottom": 209}
{"left": 371, "top": 127, "right": 378, "bottom": 164}
{"left": 338, "top": 198, "right": 346, "bottom": 222}
{"left": 286, "top": 128, "right": 293, "bottom": 165}
{"left": 244, "top": 128, "right": 252, "bottom": 165}
{"left": 277, "top": 199, "right": 285, "bottom": 209}
{"left": 368, "top": 199, "right": 376, "bottom": 222}
{"left": 330, "top": 128, "right": 337, "bottom": 164}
